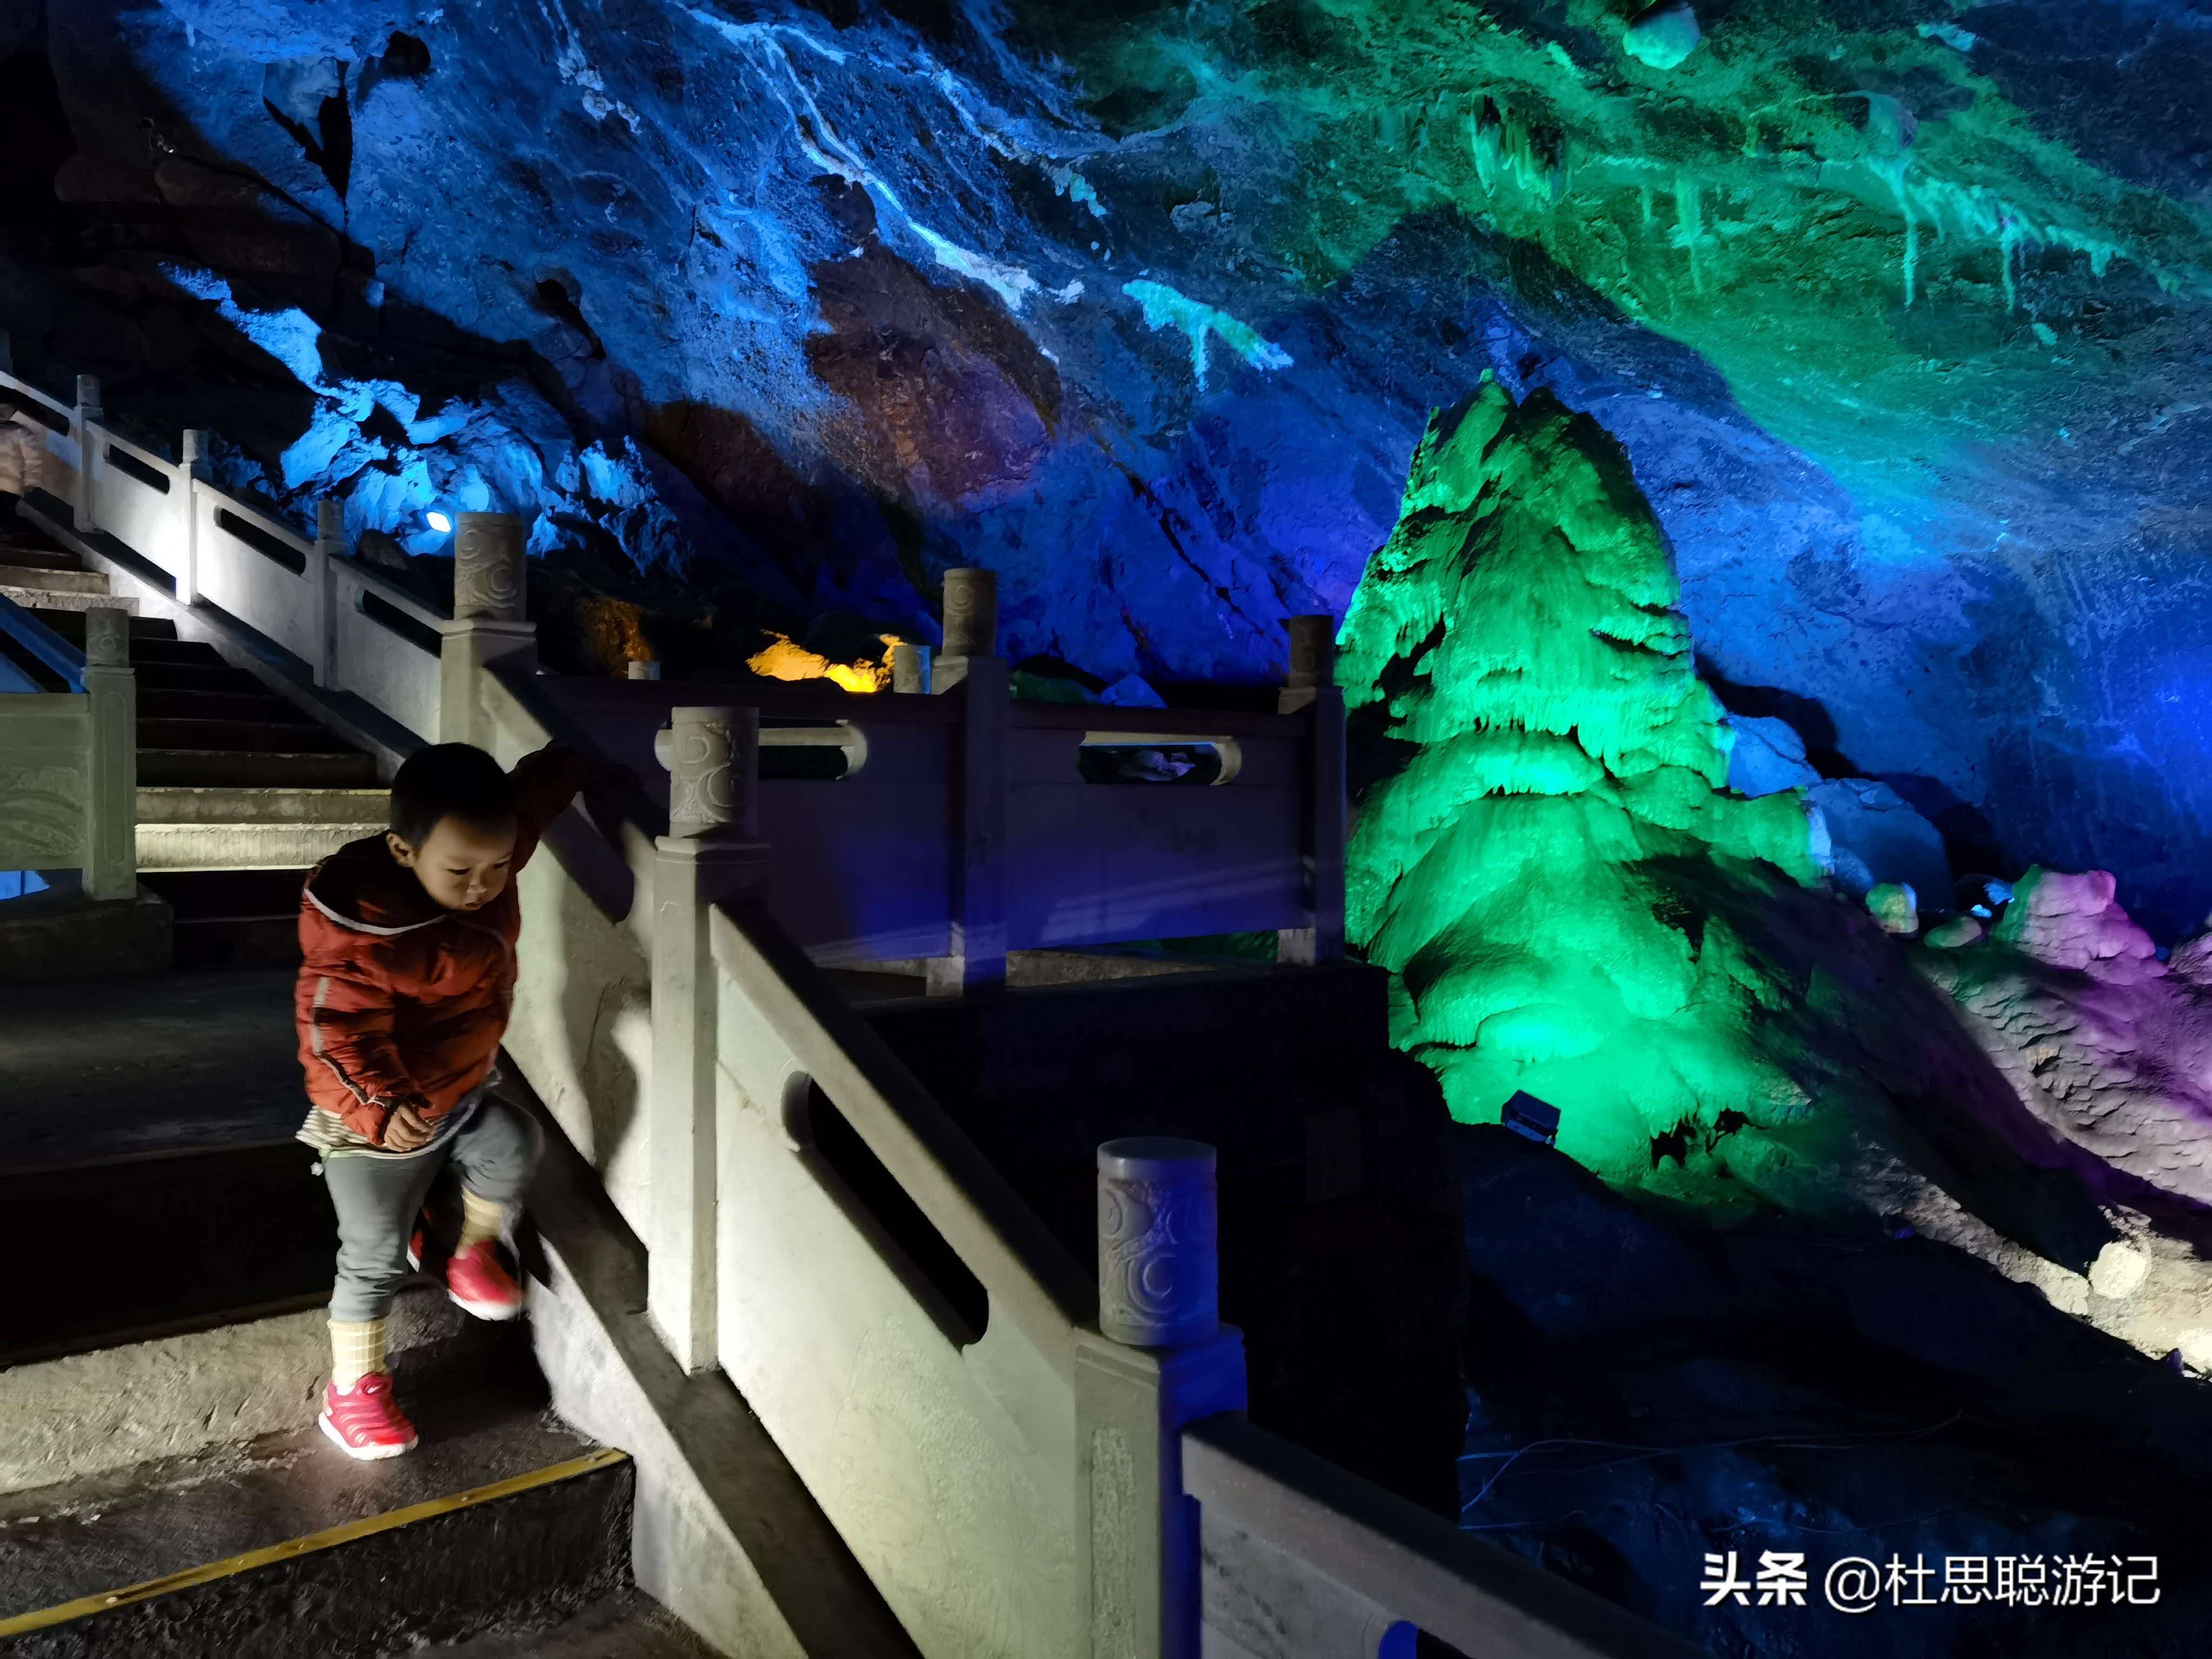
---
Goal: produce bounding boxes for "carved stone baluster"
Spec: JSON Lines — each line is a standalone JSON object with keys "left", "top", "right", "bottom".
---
{"left": 939, "top": 567, "right": 997, "bottom": 663}
{"left": 177, "top": 430, "right": 209, "bottom": 606}
{"left": 74, "top": 375, "right": 102, "bottom": 536}
{"left": 890, "top": 640, "right": 930, "bottom": 694}
{"left": 649, "top": 705, "right": 767, "bottom": 1373}
{"left": 1096, "top": 1138, "right": 1220, "bottom": 1347}
{"left": 437, "top": 510, "right": 535, "bottom": 746}
{"left": 1080, "top": 1136, "right": 1245, "bottom": 1659}
{"left": 664, "top": 704, "right": 759, "bottom": 840}
{"left": 453, "top": 511, "right": 525, "bottom": 621}
{"left": 80, "top": 606, "right": 136, "bottom": 902}
{"left": 927, "top": 568, "right": 1006, "bottom": 994}
{"left": 312, "top": 498, "right": 345, "bottom": 687}
{"left": 1278, "top": 613, "right": 1335, "bottom": 714}
{"left": 1278, "top": 613, "right": 1345, "bottom": 967}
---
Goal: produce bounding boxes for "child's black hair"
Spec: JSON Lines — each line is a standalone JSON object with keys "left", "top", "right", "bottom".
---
{"left": 388, "top": 744, "right": 516, "bottom": 847}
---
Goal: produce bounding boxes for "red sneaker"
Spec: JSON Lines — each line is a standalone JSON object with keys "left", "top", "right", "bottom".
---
{"left": 446, "top": 1239, "right": 524, "bottom": 1321}
{"left": 319, "top": 1373, "right": 417, "bottom": 1460}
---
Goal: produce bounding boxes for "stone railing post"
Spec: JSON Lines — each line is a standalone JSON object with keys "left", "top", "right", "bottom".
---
{"left": 890, "top": 640, "right": 930, "bottom": 694}
{"left": 1278, "top": 615, "right": 1345, "bottom": 967}
{"left": 1076, "top": 1138, "right": 1247, "bottom": 1659}
{"left": 313, "top": 498, "right": 345, "bottom": 688}
{"left": 438, "top": 511, "right": 536, "bottom": 746}
{"left": 177, "top": 429, "right": 210, "bottom": 605}
{"left": 929, "top": 568, "right": 1006, "bottom": 995}
{"left": 648, "top": 705, "right": 768, "bottom": 1373}
{"left": 80, "top": 606, "right": 136, "bottom": 902}
{"left": 74, "top": 375, "right": 102, "bottom": 536}
{"left": 1277, "top": 615, "right": 1333, "bottom": 714}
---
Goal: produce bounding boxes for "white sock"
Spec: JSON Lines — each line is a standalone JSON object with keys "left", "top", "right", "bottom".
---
{"left": 456, "top": 1187, "right": 507, "bottom": 1251}
{"left": 330, "top": 1318, "right": 388, "bottom": 1389}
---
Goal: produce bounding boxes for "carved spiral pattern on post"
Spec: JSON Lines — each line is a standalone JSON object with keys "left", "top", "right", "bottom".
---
{"left": 1285, "top": 614, "right": 1336, "bottom": 690}
{"left": 82, "top": 607, "right": 129, "bottom": 669}
{"left": 662, "top": 705, "right": 756, "bottom": 838}
{"left": 1096, "top": 1138, "right": 1218, "bottom": 1347}
{"left": 453, "top": 513, "right": 525, "bottom": 621}
{"left": 940, "top": 568, "right": 997, "bottom": 660}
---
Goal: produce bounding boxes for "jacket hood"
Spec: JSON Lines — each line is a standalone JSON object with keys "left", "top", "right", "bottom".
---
{"left": 304, "top": 836, "right": 446, "bottom": 935}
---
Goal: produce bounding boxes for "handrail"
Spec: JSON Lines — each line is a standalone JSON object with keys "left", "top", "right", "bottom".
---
{"left": 194, "top": 475, "right": 313, "bottom": 556}
{"left": 328, "top": 554, "right": 454, "bottom": 631}
{"left": 99, "top": 428, "right": 181, "bottom": 483}
{"left": 1184, "top": 1414, "right": 1711, "bottom": 1659}
{"left": 1009, "top": 699, "right": 1309, "bottom": 738}
{"left": 709, "top": 896, "right": 1096, "bottom": 1337}
{"left": 0, "top": 369, "right": 73, "bottom": 428}
{"left": 0, "top": 589, "right": 85, "bottom": 691}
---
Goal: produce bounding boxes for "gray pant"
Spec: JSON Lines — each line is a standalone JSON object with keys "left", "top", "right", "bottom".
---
{"left": 323, "top": 1095, "right": 543, "bottom": 1322}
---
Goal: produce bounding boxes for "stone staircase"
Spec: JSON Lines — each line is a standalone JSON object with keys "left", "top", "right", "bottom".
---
{"left": 0, "top": 953, "right": 715, "bottom": 1656}
{"left": 0, "top": 496, "right": 386, "bottom": 968}
{"left": 0, "top": 1285, "right": 707, "bottom": 1658}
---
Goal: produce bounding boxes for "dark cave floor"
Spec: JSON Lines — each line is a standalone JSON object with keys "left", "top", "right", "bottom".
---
{"left": 1452, "top": 1124, "right": 2212, "bottom": 1656}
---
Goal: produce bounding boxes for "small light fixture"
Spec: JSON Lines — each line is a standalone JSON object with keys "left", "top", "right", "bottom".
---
{"left": 424, "top": 509, "right": 453, "bottom": 534}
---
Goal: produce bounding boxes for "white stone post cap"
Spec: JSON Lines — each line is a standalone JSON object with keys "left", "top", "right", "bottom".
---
{"left": 1096, "top": 1137, "right": 1216, "bottom": 1177}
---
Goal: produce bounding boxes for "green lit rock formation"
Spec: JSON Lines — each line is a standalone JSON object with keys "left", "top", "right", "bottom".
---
{"left": 1342, "top": 374, "right": 1825, "bottom": 1194}
{"left": 1338, "top": 374, "right": 2130, "bottom": 1239}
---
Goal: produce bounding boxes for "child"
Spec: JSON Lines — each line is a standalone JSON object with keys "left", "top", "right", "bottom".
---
{"left": 296, "top": 739, "right": 592, "bottom": 1459}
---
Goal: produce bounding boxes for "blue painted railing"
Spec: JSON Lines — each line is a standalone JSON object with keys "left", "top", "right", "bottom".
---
{"left": 0, "top": 588, "right": 85, "bottom": 692}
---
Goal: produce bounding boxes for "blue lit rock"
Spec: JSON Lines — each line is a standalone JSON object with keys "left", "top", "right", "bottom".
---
{"left": 1622, "top": 2, "right": 1702, "bottom": 71}
{"left": 1724, "top": 715, "right": 1818, "bottom": 798}
{"left": 1808, "top": 779, "right": 1952, "bottom": 901}
{"left": 2, "top": 0, "right": 2209, "bottom": 936}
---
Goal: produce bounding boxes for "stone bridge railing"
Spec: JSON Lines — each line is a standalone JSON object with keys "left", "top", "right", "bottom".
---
{"left": 0, "top": 354, "right": 1686, "bottom": 1659}
{"left": 1, "top": 358, "right": 473, "bottom": 752}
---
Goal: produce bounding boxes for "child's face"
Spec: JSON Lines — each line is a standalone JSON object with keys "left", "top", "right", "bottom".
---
{"left": 387, "top": 814, "right": 520, "bottom": 912}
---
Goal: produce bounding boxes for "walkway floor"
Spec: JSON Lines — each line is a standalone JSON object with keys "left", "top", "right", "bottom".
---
{"left": 0, "top": 968, "right": 302, "bottom": 1170}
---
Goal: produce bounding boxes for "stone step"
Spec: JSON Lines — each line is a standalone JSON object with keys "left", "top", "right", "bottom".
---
{"left": 132, "top": 658, "right": 266, "bottom": 693}
{"left": 138, "top": 717, "right": 360, "bottom": 756}
{"left": 137, "top": 786, "right": 390, "bottom": 826}
{"left": 427, "top": 1586, "right": 717, "bottom": 1657}
{"left": 31, "top": 605, "right": 174, "bottom": 641}
{"left": 0, "top": 562, "right": 106, "bottom": 595}
{"left": 139, "top": 748, "right": 381, "bottom": 789}
{"left": 0, "top": 1342, "right": 633, "bottom": 1657}
{"left": 137, "top": 818, "right": 385, "bottom": 873}
{"left": 0, "top": 542, "right": 79, "bottom": 571}
{"left": 138, "top": 871, "right": 314, "bottom": 969}
{"left": 3, "top": 584, "right": 135, "bottom": 613}
{"left": 0, "top": 963, "right": 302, "bottom": 1164}
{"left": 0, "top": 1140, "right": 339, "bottom": 1374}
{"left": 138, "top": 685, "right": 312, "bottom": 723}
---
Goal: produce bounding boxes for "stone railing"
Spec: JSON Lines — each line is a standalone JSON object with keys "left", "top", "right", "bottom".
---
{"left": 2, "top": 358, "right": 1679, "bottom": 1659}
{"left": 1184, "top": 1416, "right": 1709, "bottom": 1659}
{"left": 0, "top": 602, "right": 134, "bottom": 900}
{"left": 0, "top": 360, "right": 484, "bottom": 751}
{"left": 507, "top": 569, "right": 1347, "bottom": 989}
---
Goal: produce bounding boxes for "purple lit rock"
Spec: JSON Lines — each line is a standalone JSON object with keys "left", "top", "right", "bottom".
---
{"left": 1923, "top": 867, "right": 2212, "bottom": 1209}
{"left": 1991, "top": 866, "right": 2163, "bottom": 983}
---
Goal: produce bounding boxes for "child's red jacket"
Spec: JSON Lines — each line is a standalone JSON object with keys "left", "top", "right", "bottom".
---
{"left": 294, "top": 744, "right": 592, "bottom": 1145}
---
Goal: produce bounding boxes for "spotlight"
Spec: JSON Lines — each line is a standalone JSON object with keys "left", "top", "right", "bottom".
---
{"left": 424, "top": 509, "right": 453, "bottom": 534}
